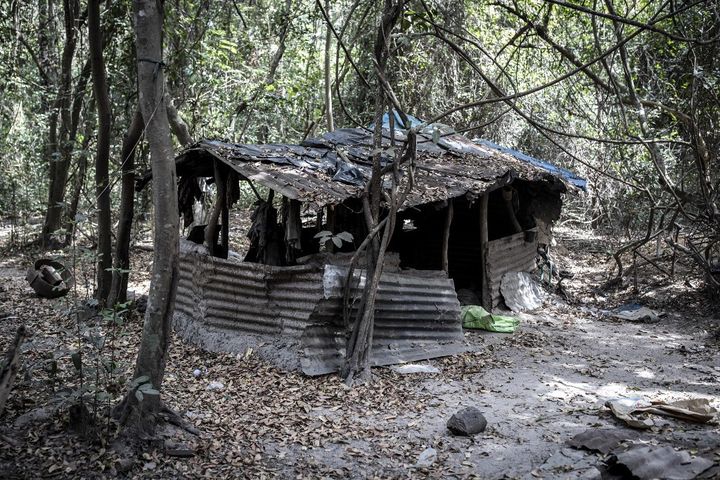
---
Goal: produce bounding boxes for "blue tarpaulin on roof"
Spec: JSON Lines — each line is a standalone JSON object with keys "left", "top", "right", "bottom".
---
{"left": 473, "top": 138, "right": 587, "bottom": 190}
{"left": 370, "top": 114, "right": 587, "bottom": 191}
{"left": 369, "top": 112, "right": 424, "bottom": 130}
{"left": 474, "top": 139, "right": 587, "bottom": 190}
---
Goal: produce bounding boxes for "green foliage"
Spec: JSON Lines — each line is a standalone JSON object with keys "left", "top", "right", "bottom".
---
{"left": 0, "top": 0, "right": 717, "bottom": 251}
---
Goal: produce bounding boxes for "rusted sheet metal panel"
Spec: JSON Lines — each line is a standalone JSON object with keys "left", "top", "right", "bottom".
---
{"left": 175, "top": 253, "right": 325, "bottom": 337}
{"left": 175, "top": 253, "right": 465, "bottom": 375}
{"left": 486, "top": 232, "right": 538, "bottom": 309}
{"left": 300, "top": 266, "right": 465, "bottom": 376}
{"left": 174, "top": 128, "right": 568, "bottom": 209}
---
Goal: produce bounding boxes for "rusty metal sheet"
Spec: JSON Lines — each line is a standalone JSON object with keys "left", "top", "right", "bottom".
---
{"left": 173, "top": 128, "right": 568, "bottom": 209}
{"left": 175, "top": 253, "right": 325, "bottom": 337}
{"left": 300, "top": 265, "right": 465, "bottom": 376}
{"left": 485, "top": 232, "right": 538, "bottom": 309}
{"left": 175, "top": 253, "right": 465, "bottom": 375}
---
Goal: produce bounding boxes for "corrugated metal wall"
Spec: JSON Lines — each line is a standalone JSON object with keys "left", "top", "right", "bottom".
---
{"left": 301, "top": 266, "right": 464, "bottom": 375}
{"left": 176, "top": 253, "right": 325, "bottom": 337}
{"left": 175, "top": 253, "right": 465, "bottom": 375}
{"left": 485, "top": 232, "right": 538, "bottom": 309}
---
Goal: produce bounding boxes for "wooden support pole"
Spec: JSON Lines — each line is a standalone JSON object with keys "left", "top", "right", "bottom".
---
{"left": 502, "top": 187, "right": 523, "bottom": 234}
{"left": 221, "top": 194, "right": 229, "bottom": 259}
{"left": 205, "top": 159, "right": 227, "bottom": 257}
{"left": 479, "top": 193, "right": 490, "bottom": 308}
{"left": 441, "top": 199, "right": 454, "bottom": 275}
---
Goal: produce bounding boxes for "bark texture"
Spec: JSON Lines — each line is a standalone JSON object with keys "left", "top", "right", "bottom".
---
{"left": 89, "top": 0, "right": 113, "bottom": 303}
{"left": 342, "top": 0, "right": 405, "bottom": 385}
{"left": 117, "top": 0, "right": 179, "bottom": 430}
{"left": 41, "top": 0, "right": 81, "bottom": 247}
{"left": 108, "top": 110, "right": 145, "bottom": 307}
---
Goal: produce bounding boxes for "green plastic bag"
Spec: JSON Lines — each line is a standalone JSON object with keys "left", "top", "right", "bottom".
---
{"left": 461, "top": 305, "right": 519, "bottom": 333}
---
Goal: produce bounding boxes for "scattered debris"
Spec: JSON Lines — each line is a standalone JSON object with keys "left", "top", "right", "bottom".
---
{"left": 389, "top": 364, "right": 440, "bottom": 374}
{"left": 567, "top": 429, "right": 639, "bottom": 454}
{"left": 610, "top": 445, "right": 715, "bottom": 480}
{"left": 605, "top": 397, "right": 717, "bottom": 429}
{"left": 612, "top": 303, "right": 662, "bottom": 322}
{"left": 500, "top": 271, "right": 545, "bottom": 312}
{"left": 25, "top": 259, "right": 72, "bottom": 298}
{"left": 531, "top": 448, "right": 602, "bottom": 480}
{"left": 462, "top": 305, "right": 519, "bottom": 333}
{"left": 164, "top": 443, "right": 195, "bottom": 458}
{"left": 447, "top": 407, "right": 487, "bottom": 436}
{"left": 415, "top": 447, "right": 437, "bottom": 468}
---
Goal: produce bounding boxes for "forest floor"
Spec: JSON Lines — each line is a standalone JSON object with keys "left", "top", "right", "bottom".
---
{"left": 0, "top": 220, "right": 718, "bottom": 479}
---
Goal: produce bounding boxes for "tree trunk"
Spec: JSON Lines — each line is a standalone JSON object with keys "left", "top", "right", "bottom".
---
{"left": 108, "top": 110, "right": 144, "bottom": 307}
{"left": 116, "top": 0, "right": 179, "bottom": 431}
{"left": 89, "top": 0, "right": 113, "bottom": 304}
{"left": 165, "top": 93, "right": 193, "bottom": 147}
{"left": 342, "top": 0, "right": 404, "bottom": 386}
{"left": 323, "top": 0, "right": 334, "bottom": 132}
{"left": 41, "top": 0, "right": 80, "bottom": 247}
{"left": 64, "top": 112, "right": 93, "bottom": 246}
{"left": 63, "top": 60, "right": 94, "bottom": 243}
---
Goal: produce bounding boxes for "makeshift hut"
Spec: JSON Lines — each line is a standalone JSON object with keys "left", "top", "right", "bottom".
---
{"left": 143, "top": 119, "right": 585, "bottom": 375}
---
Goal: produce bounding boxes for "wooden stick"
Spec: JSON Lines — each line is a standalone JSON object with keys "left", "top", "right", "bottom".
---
{"left": 0, "top": 326, "right": 28, "bottom": 416}
{"left": 502, "top": 187, "right": 522, "bottom": 233}
{"left": 441, "top": 199, "right": 454, "bottom": 275}
{"left": 479, "top": 193, "right": 490, "bottom": 308}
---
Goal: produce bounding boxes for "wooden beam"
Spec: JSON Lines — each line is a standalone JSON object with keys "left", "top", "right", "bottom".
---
{"left": 479, "top": 193, "right": 490, "bottom": 308}
{"left": 221, "top": 197, "right": 229, "bottom": 259}
{"left": 205, "top": 159, "right": 227, "bottom": 257}
{"left": 441, "top": 199, "right": 454, "bottom": 275}
{"left": 502, "top": 187, "right": 523, "bottom": 234}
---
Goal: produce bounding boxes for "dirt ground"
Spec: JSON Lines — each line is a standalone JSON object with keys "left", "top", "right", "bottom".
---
{"left": 0, "top": 224, "right": 718, "bottom": 479}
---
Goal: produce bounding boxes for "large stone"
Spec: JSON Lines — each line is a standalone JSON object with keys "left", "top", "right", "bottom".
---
{"left": 447, "top": 407, "right": 487, "bottom": 436}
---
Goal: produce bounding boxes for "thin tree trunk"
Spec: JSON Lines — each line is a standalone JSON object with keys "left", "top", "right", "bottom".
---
{"left": 89, "top": 0, "right": 113, "bottom": 304}
{"left": 165, "top": 93, "right": 193, "bottom": 147}
{"left": 342, "top": 0, "right": 404, "bottom": 386}
{"left": 108, "top": 110, "right": 144, "bottom": 307}
{"left": 323, "top": 0, "right": 334, "bottom": 132}
{"left": 116, "top": 0, "right": 179, "bottom": 431}
{"left": 41, "top": 0, "right": 79, "bottom": 247}
{"left": 64, "top": 110, "right": 93, "bottom": 245}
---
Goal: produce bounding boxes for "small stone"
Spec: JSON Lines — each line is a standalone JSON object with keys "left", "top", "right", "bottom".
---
{"left": 416, "top": 447, "right": 437, "bottom": 468}
{"left": 447, "top": 407, "right": 487, "bottom": 436}
{"left": 115, "top": 458, "right": 134, "bottom": 474}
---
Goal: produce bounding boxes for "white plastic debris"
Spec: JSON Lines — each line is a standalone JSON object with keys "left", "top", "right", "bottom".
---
{"left": 390, "top": 364, "right": 441, "bottom": 374}
{"left": 500, "top": 272, "right": 546, "bottom": 312}
{"left": 206, "top": 381, "right": 224, "bottom": 391}
{"left": 193, "top": 369, "right": 202, "bottom": 378}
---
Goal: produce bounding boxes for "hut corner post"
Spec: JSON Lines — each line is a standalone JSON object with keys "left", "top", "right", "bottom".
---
{"left": 479, "top": 193, "right": 491, "bottom": 308}
{"left": 205, "top": 159, "right": 229, "bottom": 258}
{"left": 442, "top": 199, "right": 454, "bottom": 275}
